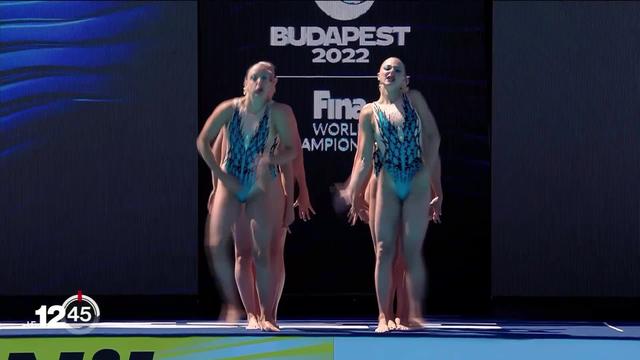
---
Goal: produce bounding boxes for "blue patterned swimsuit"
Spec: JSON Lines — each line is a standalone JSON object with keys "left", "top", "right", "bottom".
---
{"left": 223, "top": 101, "right": 278, "bottom": 202}
{"left": 372, "top": 93, "right": 423, "bottom": 200}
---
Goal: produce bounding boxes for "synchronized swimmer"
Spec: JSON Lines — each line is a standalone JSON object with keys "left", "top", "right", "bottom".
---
{"left": 197, "top": 57, "right": 440, "bottom": 332}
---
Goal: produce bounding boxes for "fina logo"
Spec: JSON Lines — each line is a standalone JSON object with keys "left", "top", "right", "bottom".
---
{"left": 315, "top": 1, "right": 374, "bottom": 21}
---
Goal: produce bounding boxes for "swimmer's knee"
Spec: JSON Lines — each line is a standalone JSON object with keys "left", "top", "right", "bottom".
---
{"left": 253, "top": 246, "right": 271, "bottom": 265}
{"left": 236, "top": 253, "right": 253, "bottom": 265}
{"left": 376, "top": 240, "right": 397, "bottom": 262}
{"left": 402, "top": 245, "right": 423, "bottom": 265}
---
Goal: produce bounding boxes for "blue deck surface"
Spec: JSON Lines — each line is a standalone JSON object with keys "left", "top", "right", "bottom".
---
{"left": 1, "top": 318, "right": 639, "bottom": 359}
{"left": 0, "top": 318, "right": 639, "bottom": 339}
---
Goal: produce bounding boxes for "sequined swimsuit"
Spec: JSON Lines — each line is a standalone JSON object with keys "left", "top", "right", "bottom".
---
{"left": 372, "top": 93, "right": 423, "bottom": 200}
{"left": 223, "top": 101, "right": 278, "bottom": 202}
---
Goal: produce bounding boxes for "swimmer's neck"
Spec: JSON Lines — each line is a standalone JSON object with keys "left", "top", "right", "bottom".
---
{"left": 377, "top": 88, "right": 403, "bottom": 104}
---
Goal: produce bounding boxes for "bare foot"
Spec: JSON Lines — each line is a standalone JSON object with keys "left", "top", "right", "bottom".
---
{"left": 375, "top": 319, "right": 389, "bottom": 333}
{"left": 395, "top": 323, "right": 410, "bottom": 331}
{"left": 394, "top": 317, "right": 404, "bottom": 330}
{"left": 246, "top": 314, "right": 260, "bottom": 330}
{"left": 261, "top": 320, "right": 280, "bottom": 332}
{"left": 404, "top": 318, "right": 424, "bottom": 330}
{"left": 395, "top": 317, "right": 422, "bottom": 331}
{"left": 387, "top": 319, "right": 397, "bottom": 330}
{"left": 395, "top": 319, "right": 410, "bottom": 331}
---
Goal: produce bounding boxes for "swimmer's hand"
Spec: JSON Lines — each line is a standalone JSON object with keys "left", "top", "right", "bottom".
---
{"left": 294, "top": 191, "right": 316, "bottom": 222}
{"left": 429, "top": 195, "right": 442, "bottom": 223}
{"left": 348, "top": 192, "right": 369, "bottom": 226}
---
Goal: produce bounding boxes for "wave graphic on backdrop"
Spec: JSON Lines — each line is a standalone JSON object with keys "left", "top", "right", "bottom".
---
{"left": 0, "top": 1, "right": 165, "bottom": 159}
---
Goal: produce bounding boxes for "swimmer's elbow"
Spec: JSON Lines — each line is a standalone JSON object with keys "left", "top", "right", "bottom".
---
{"left": 195, "top": 136, "right": 206, "bottom": 153}
{"left": 358, "top": 155, "right": 373, "bottom": 173}
{"left": 428, "top": 131, "right": 441, "bottom": 148}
